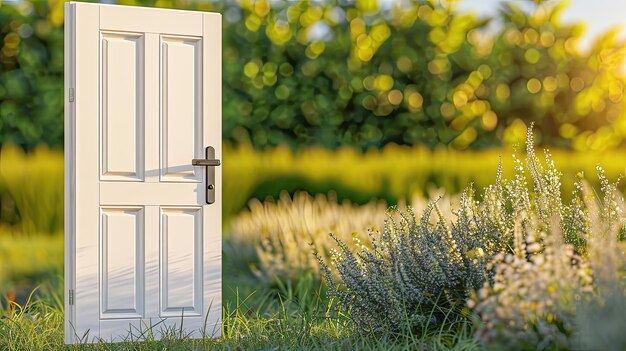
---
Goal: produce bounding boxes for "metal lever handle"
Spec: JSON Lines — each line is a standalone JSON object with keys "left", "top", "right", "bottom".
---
{"left": 191, "top": 146, "right": 220, "bottom": 204}
{"left": 191, "top": 159, "right": 221, "bottom": 166}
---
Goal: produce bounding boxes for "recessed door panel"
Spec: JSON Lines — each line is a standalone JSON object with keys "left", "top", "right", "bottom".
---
{"left": 100, "top": 207, "right": 144, "bottom": 319}
{"left": 100, "top": 32, "right": 144, "bottom": 181}
{"left": 160, "top": 207, "right": 202, "bottom": 317}
{"left": 160, "top": 36, "right": 202, "bottom": 182}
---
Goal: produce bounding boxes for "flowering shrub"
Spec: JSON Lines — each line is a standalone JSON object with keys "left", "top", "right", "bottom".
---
{"left": 470, "top": 219, "right": 592, "bottom": 350}
{"left": 321, "top": 127, "right": 626, "bottom": 337}
{"left": 319, "top": 192, "right": 506, "bottom": 333}
{"left": 471, "top": 176, "right": 626, "bottom": 350}
{"left": 471, "top": 137, "right": 626, "bottom": 350}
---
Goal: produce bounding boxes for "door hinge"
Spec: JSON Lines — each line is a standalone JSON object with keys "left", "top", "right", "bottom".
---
{"left": 69, "top": 289, "right": 74, "bottom": 305}
{"left": 69, "top": 88, "right": 74, "bottom": 102}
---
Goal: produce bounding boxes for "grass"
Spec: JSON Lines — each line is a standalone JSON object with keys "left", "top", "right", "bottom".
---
{"left": 0, "top": 145, "right": 63, "bottom": 235}
{"left": 2, "top": 144, "right": 625, "bottom": 234}
{"left": 0, "top": 255, "right": 483, "bottom": 351}
{"left": 228, "top": 190, "right": 458, "bottom": 287}
{"left": 1, "top": 144, "right": 624, "bottom": 349}
{"left": 0, "top": 234, "right": 63, "bottom": 296}
{"left": 0, "top": 232, "right": 482, "bottom": 350}
{"left": 225, "top": 144, "right": 626, "bottom": 217}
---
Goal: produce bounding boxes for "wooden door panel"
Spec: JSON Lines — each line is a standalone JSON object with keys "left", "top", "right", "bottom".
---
{"left": 160, "top": 207, "right": 203, "bottom": 317}
{"left": 100, "top": 32, "right": 145, "bottom": 181}
{"left": 160, "top": 36, "right": 203, "bottom": 182}
{"left": 100, "top": 207, "right": 145, "bottom": 319}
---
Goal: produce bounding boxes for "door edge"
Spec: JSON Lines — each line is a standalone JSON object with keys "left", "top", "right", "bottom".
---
{"left": 64, "top": 1, "right": 77, "bottom": 345}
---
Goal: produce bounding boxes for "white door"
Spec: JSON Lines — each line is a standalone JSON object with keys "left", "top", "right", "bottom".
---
{"left": 64, "top": 2, "right": 221, "bottom": 343}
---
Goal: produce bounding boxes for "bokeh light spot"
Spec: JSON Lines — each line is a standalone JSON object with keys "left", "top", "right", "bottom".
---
{"left": 245, "top": 14, "right": 262, "bottom": 32}
{"left": 523, "top": 28, "right": 538, "bottom": 45}
{"left": 440, "top": 102, "right": 456, "bottom": 118}
{"left": 481, "top": 111, "right": 498, "bottom": 131}
{"left": 543, "top": 76, "right": 558, "bottom": 92}
{"left": 527, "top": 78, "right": 542, "bottom": 94}
{"left": 275, "top": 85, "right": 290, "bottom": 100}
{"left": 254, "top": 0, "right": 270, "bottom": 18}
{"left": 559, "top": 123, "right": 578, "bottom": 139}
{"left": 374, "top": 75, "right": 394, "bottom": 91}
{"left": 387, "top": 89, "right": 403, "bottom": 105}
{"left": 408, "top": 92, "right": 423, "bottom": 110}
{"left": 452, "top": 127, "right": 477, "bottom": 149}
{"left": 358, "top": 47, "right": 374, "bottom": 61}
{"left": 496, "top": 84, "right": 511, "bottom": 101}
{"left": 363, "top": 76, "right": 375, "bottom": 90}
{"left": 244, "top": 61, "right": 260, "bottom": 78}
{"left": 396, "top": 56, "right": 412, "bottom": 73}
{"left": 524, "top": 48, "right": 541, "bottom": 64}
{"left": 540, "top": 31, "right": 555, "bottom": 47}
{"left": 453, "top": 91, "right": 468, "bottom": 108}
{"left": 570, "top": 77, "right": 585, "bottom": 92}
{"left": 503, "top": 119, "right": 527, "bottom": 145}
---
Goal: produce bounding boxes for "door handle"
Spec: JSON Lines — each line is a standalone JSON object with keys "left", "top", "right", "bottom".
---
{"left": 191, "top": 146, "right": 220, "bottom": 204}
{"left": 191, "top": 159, "right": 221, "bottom": 166}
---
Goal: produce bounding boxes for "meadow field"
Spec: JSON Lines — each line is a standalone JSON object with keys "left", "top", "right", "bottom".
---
{"left": 1, "top": 142, "right": 626, "bottom": 350}
{"left": 0, "top": 145, "right": 625, "bottom": 290}
{"left": 2, "top": 0, "right": 626, "bottom": 349}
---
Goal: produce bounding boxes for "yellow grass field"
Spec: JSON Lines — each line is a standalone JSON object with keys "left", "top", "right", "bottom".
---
{"left": 1, "top": 144, "right": 624, "bottom": 236}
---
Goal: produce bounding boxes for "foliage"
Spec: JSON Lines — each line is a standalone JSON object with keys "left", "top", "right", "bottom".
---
{"left": 221, "top": 0, "right": 626, "bottom": 150}
{"left": 1, "top": 0, "right": 625, "bottom": 150}
{"left": 318, "top": 197, "right": 503, "bottom": 334}
{"left": 321, "top": 127, "right": 626, "bottom": 336}
{"left": 229, "top": 190, "right": 456, "bottom": 286}
{"left": 0, "top": 1, "right": 64, "bottom": 149}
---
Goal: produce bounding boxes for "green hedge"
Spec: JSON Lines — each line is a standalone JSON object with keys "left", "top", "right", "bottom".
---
{"left": 1, "top": 0, "right": 624, "bottom": 150}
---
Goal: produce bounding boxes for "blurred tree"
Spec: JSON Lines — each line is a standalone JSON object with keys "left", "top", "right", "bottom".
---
{"left": 0, "top": 1, "right": 64, "bottom": 149}
{"left": 0, "top": 0, "right": 624, "bottom": 151}
{"left": 482, "top": 2, "right": 626, "bottom": 150}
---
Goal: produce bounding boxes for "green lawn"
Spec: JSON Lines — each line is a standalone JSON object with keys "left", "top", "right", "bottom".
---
{"left": 2, "top": 145, "right": 625, "bottom": 350}
{"left": 0, "top": 244, "right": 481, "bottom": 351}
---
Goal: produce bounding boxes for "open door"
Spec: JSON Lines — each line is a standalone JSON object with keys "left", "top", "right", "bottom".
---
{"left": 64, "top": 2, "right": 222, "bottom": 343}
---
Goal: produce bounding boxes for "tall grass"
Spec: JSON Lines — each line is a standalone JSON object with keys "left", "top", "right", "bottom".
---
{"left": 229, "top": 190, "right": 457, "bottom": 286}
{"left": 0, "top": 234, "right": 63, "bottom": 292}
{"left": 225, "top": 144, "right": 626, "bottom": 216}
{"left": 2, "top": 144, "right": 624, "bottom": 234}
{"left": 0, "top": 145, "right": 63, "bottom": 235}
